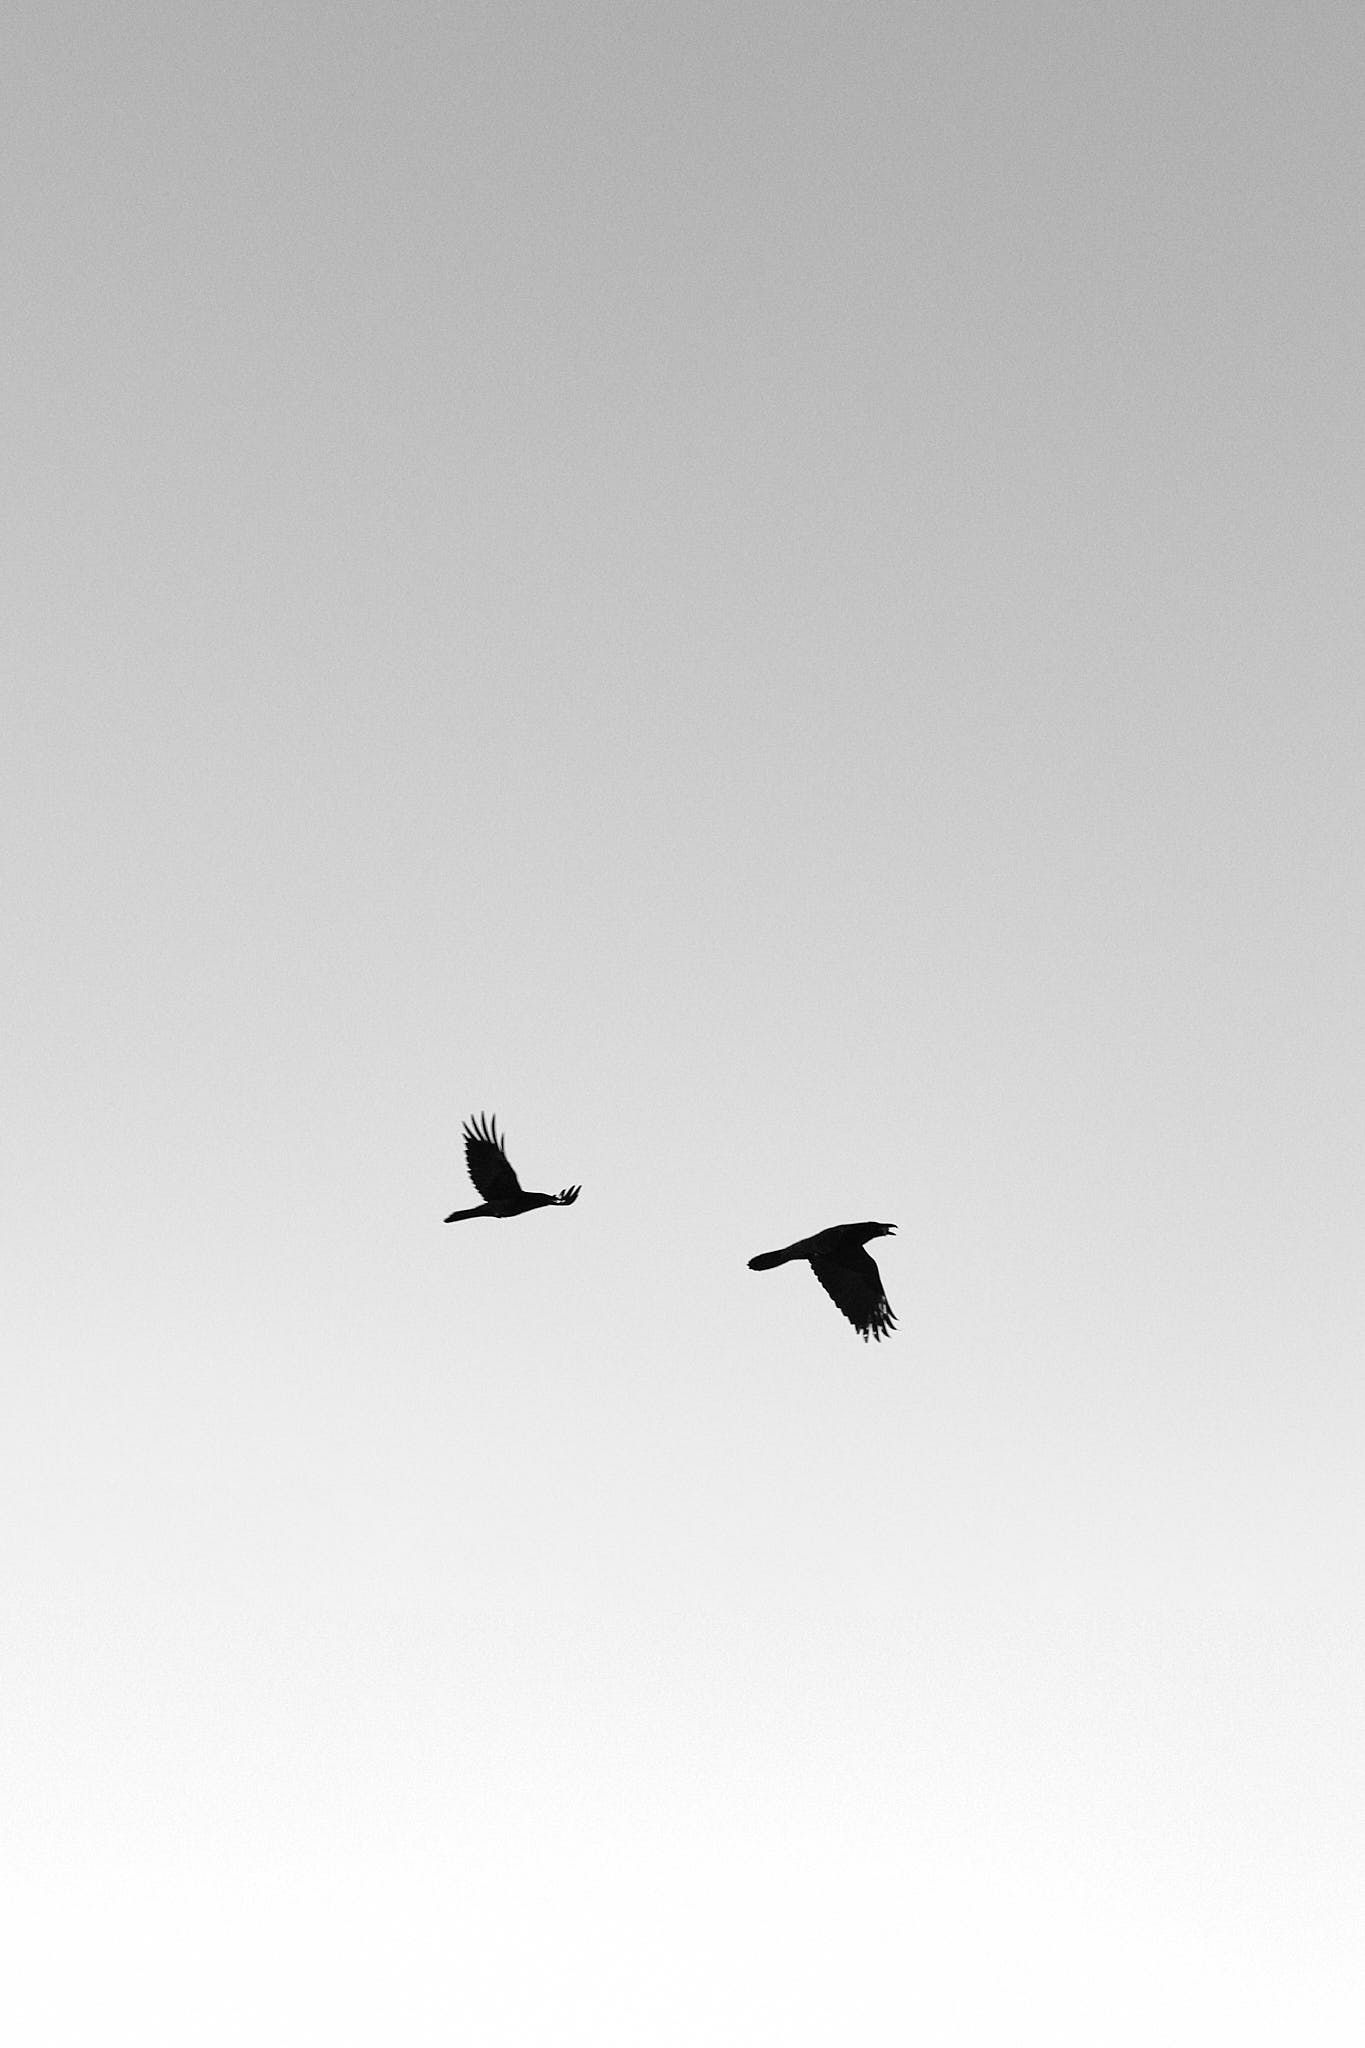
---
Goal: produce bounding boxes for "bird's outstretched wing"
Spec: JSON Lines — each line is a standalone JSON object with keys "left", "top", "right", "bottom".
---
{"left": 809, "top": 1245, "right": 896, "bottom": 1342}
{"left": 463, "top": 1114, "right": 523, "bottom": 1201}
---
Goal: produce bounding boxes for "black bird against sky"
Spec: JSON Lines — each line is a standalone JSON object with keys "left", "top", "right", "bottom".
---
{"left": 748, "top": 1222, "right": 897, "bottom": 1341}
{"left": 443, "top": 1114, "right": 581, "bottom": 1222}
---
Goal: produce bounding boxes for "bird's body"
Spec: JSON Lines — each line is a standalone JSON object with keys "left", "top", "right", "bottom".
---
{"left": 443, "top": 1114, "right": 580, "bottom": 1222}
{"left": 748, "top": 1221, "right": 896, "bottom": 1340}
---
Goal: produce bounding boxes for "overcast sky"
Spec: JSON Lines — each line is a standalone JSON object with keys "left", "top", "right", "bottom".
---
{"left": 4, "top": 2, "right": 1363, "bottom": 2040}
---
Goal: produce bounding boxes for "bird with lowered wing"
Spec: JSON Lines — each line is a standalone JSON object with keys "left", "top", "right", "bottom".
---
{"left": 748, "top": 1221, "right": 897, "bottom": 1341}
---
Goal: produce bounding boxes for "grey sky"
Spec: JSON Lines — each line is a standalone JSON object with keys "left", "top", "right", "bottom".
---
{"left": 5, "top": 2, "right": 1362, "bottom": 2039}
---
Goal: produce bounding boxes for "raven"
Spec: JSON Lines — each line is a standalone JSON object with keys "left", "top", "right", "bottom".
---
{"left": 443, "top": 1114, "right": 581, "bottom": 1222}
{"left": 748, "top": 1222, "right": 896, "bottom": 1341}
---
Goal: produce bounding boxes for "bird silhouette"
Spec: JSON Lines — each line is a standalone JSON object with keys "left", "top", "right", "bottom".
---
{"left": 443, "top": 1114, "right": 581, "bottom": 1222}
{"left": 747, "top": 1221, "right": 897, "bottom": 1340}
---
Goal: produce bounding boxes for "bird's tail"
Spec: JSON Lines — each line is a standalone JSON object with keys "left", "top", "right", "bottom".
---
{"left": 748, "top": 1246, "right": 796, "bottom": 1270}
{"left": 443, "top": 1205, "right": 489, "bottom": 1223}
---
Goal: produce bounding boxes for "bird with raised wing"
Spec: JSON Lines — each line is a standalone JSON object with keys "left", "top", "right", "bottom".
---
{"left": 748, "top": 1222, "right": 897, "bottom": 1341}
{"left": 443, "top": 1114, "right": 581, "bottom": 1222}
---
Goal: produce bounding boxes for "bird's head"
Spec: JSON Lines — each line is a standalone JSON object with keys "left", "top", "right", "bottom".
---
{"left": 858, "top": 1221, "right": 896, "bottom": 1243}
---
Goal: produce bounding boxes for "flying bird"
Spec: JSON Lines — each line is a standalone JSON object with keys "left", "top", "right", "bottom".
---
{"left": 443, "top": 1114, "right": 581, "bottom": 1222}
{"left": 748, "top": 1222, "right": 897, "bottom": 1341}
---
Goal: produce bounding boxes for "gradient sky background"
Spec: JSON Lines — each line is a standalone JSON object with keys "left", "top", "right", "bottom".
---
{"left": 4, "top": 2, "right": 1362, "bottom": 2039}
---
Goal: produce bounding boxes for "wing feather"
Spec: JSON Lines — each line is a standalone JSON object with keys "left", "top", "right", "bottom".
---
{"left": 462, "top": 1114, "right": 523, "bottom": 1201}
{"left": 808, "top": 1246, "right": 896, "bottom": 1342}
